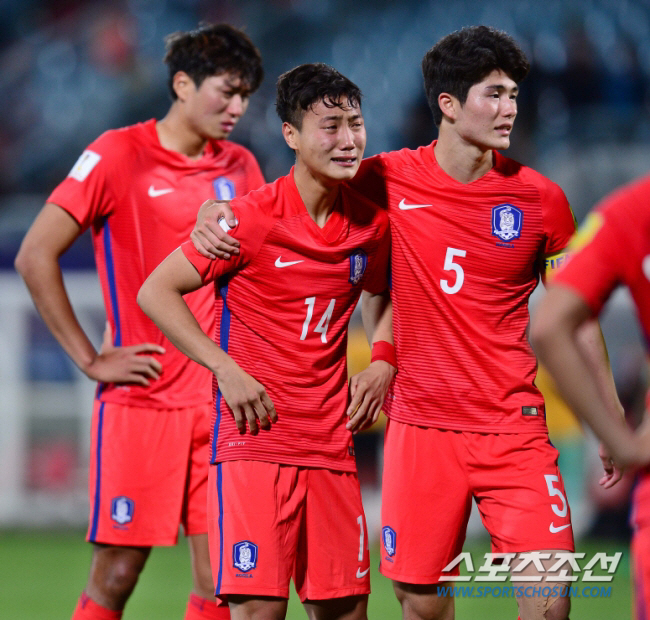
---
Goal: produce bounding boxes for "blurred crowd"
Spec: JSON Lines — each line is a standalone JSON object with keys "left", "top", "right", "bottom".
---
{"left": 1, "top": 0, "right": 649, "bottom": 240}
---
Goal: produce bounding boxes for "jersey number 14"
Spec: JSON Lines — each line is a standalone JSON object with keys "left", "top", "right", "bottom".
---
{"left": 301, "top": 297, "right": 336, "bottom": 343}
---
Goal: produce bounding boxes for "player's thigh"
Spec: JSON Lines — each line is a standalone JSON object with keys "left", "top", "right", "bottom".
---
{"left": 470, "top": 432, "right": 574, "bottom": 555}
{"left": 294, "top": 469, "right": 370, "bottom": 602}
{"left": 208, "top": 461, "right": 305, "bottom": 599}
{"left": 303, "top": 594, "right": 367, "bottom": 620}
{"left": 88, "top": 401, "right": 198, "bottom": 546}
{"left": 381, "top": 419, "right": 472, "bottom": 584}
{"left": 182, "top": 403, "right": 211, "bottom": 537}
{"left": 392, "top": 581, "right": 454, "bottom": 620}
{"left": 632, "top": 523, "right": 650, "bottom": 620}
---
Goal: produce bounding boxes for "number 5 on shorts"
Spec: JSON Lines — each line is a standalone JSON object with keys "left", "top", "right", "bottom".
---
{"left": 544, "top": 474, "right": 568, "bottom": 517}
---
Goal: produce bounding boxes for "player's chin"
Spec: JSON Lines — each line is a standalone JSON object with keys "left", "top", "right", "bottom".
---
{"left": 491, "top": 134, "right": 511, "bottom": 150}
{"left": 206, "top": 125, "right": 233, "bottom": 141}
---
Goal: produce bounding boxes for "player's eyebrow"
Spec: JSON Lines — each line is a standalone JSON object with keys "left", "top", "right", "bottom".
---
{"left": 320, "top": 111, "right": 362, "bottom": 123}
{"left": 485, "top": 84, "right": 519, "bottom": 93}
{"left": 320, "top": 113, "right": 344, "bottom": 122}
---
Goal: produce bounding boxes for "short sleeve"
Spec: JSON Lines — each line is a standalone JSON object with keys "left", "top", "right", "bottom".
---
{"left": 539, "top": 180, "right": 576, "bottom": 281}
{"left": 541, "top": 180, "right": 576, "bottom": 256}
{"left": 47, "top": 131, "right": 119, "bottom": 231}
{"left": 554, "top": 209, "right": 625, "bottom": 315}
{"left": 181, "top": 199, "right": 271, "bottom": 285}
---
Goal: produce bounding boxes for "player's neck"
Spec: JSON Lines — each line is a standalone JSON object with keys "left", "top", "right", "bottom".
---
{"left": 434, "top": 131, "right": 494, "bottom": 184}
{"left": 292, "top": 165, "right": 341, "bottom": 228}
{"left": 156, "top": 110, "right": 209, "bottom": 160}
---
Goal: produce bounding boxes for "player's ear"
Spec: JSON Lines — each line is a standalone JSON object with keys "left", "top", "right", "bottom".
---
{"left": 172, "top": 71, "right": 195, "bottom": 102}
{"left": 438, "top": 93, "right": 458, "bottom": 122}
{"left": 282, "top": 122, "right": 299, "bottom": 151}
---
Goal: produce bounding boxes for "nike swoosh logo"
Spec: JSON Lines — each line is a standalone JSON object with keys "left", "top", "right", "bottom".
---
{"left": 549, "top": 523, "right": 571, "bottom": 533}
{"left": 148, "top": 185, "right": 174, "bottom": 197}
{"left": 398, "top": 198, "right": 433, "bottom": 210}
{"left": 275, "top": 257, "right": 304, "bottom": 268}
{"left": 356, "top": 567, "right": 370, "bottom": 578}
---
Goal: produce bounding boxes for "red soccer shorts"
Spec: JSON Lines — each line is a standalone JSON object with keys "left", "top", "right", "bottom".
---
{"left": 380, "top": 419, "right": 575, "bottom": 584}
{"left": 86, "top": 400, "right": 211, "bottom": 546}
{"left": 208, "top": 461, "right": 371, "bottom": 602}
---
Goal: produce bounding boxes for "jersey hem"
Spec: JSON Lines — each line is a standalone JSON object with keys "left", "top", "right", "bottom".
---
{"left": 211, "top": 455, "right": 357, "bottom": 473}
{"left": 217, "top": 585, "right": 290, "bottom": 599}
{"left": 385, "top": 413, "right": 549, "bottom": 435}
{"left": 87, "top": 532, "right": 180, "bottom": 546}
{"left": 297, "top": 585, "right": 371, "bottom": 602}
{"left": 97, "top": 393, "right": 213, "bottom": 410}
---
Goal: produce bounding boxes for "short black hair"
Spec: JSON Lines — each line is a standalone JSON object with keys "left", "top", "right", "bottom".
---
{"left": 275, "top": 63, "right": 362, "bottom": 129}
{"left": 164, "top": 23, "right": 263, "bottom": 100}
{"left": 422, "top": 25, "right": 530, "bottom": 126}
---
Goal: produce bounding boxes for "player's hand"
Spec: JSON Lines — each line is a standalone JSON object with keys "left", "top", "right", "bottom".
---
{"left": 191, "top": 199, "right": 239, "bottom": 259}
{"left": 346, "top": 361, "right": 396, "bottom": 433}
{"left": 598, "top": 441, "right": 625, "bottom": 489}
{"left": 216, "top": 359, "right": 277, "bottom": 435}
{"left": 84, "top": 322, "right": 165, "bottom": 386}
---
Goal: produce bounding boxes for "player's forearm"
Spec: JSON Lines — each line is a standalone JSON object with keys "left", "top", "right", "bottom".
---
{"left": 15, "top": 248, "right": 98, "bottom": 372}
{"left": 574, "top": 319, "right": 624, "bottom": 418}
{"left": 532, "top": 316, "right": 634, "bottom": 464}
{"left": 361, "top": 290, "right": 393, "bottom": 346}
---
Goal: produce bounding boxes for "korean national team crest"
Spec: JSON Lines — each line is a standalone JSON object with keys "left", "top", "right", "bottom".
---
{"left": 213, "top": 177, "right": 235, "bottom": 201}
{"left": 382, "top": 526, "right": 396, "bottom": 557}
{"left": 349, "top": 249, "right": 368, "bottom": 285}
{"left": 492, "top": 203, "right": 523, "bottom": 241}
{"left": 110, "top": 496, "right": 134, "bottom": 525}
{"left": 233, "top": 541, "right": 258, "bottom": 573}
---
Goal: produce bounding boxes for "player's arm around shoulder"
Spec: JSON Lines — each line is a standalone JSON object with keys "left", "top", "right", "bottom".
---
{"left": 191, "top": 180, "right": 273, "bottom": 260}
{"left": 138, "top": 243, "right": 276, "bottom": 435}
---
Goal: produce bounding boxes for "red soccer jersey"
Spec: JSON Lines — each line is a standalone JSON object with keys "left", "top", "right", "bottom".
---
{"left": 351, "top": 142, "right": 575, "bottom": 433}
{"left": 554, "top": 174, "right": 650, "bottom": 526}
{"left": 181, "top": 170, "right": 391, "bottom": 471}
{"left": 48, "top": 119, "right": 264, "bottom": 408}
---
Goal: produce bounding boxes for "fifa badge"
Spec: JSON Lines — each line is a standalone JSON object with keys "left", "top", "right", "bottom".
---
{"left": 382, "top": 526, "right": 396, "bottom": 557}
{"left": 492, "top": 204, "right": 523, "bottom": 241}
{"left": 110, "top": 496, "right": 135, "bottom": 525}
{"left": 349, "top": 249, "right": 368, "bottom": 285}
{"left": 233, "top": 541, "right": 258, "bottom": 572}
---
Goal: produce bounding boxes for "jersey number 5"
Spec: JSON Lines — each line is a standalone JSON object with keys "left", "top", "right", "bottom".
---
{"left": 301, "top": 297, "right": 336, "bottom": 343}
{"left": 441, "top": 247, "right": 466, "bottom": 295}
{"left": 544, "top": 474, "right": 568, "bottom": 518}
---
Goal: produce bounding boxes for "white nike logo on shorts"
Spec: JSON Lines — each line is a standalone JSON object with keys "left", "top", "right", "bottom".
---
{"left": 549, "top": 522, "right": 571, "bottom": 533}
{"left": 356, "top": 567, "right": 370, "bottom": 578}
{"left": 275, "top": 257, "right": 304, "bottom": 268}
{"left": 398, "top": 198, "right": 433, "bottom": 210}
{"left": 148, "top": 185, "right": 174, "bottom": 197}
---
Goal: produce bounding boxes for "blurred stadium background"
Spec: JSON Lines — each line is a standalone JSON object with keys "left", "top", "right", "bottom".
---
{"left": 0, "top": 0, "right": 648, "bottom": 617}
